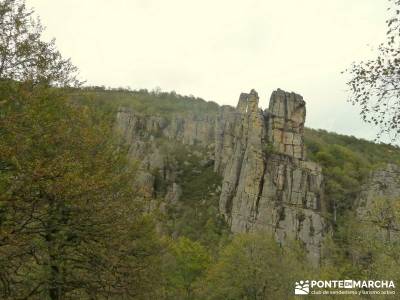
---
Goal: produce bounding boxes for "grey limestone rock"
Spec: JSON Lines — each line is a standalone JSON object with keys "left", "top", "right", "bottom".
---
{"left": 215, "top": 89, "right": 326, "bottom": 265}
{"left": 268, "top": 89, "right": 306, "bottom": 159}
{"left": 116, "top": 88, "right": 328, "bottom": 265}
{"left": 356, "top": 164, "right": 400, "bottom": 241}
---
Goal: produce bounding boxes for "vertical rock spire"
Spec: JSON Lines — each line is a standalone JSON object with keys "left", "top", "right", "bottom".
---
{"left": 215, "top": 88, "right": 327, "bottom": 265}
{"left": 268, "top": 89, "right": 306, "bottom": 159}
{"left": 236, "top": 93, "right": 249, "bottom": 113}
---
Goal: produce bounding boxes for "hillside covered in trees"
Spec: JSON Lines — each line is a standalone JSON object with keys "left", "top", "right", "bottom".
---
{"left": 2, "top": 82, "right": 400, "bottom": 298}
{"left": 2, "top": 0, "right": 400, "bottom": 299}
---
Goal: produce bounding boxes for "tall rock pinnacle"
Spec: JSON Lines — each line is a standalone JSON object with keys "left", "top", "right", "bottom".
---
{"left": 215, "top": 89, "right": 327, "bottom": 265}
{"left": 268, "top": 89, "right": 306, "bottom": 159}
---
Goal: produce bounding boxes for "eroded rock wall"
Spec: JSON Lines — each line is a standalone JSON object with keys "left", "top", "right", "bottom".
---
{"left": 115, "top": 108, "right": 216, "bottom": 200}
{"left": 116, "top": 88, "right": 328, "bottom": 264}
{"left": 356, "top": 164, "right": 400, "bottom": 241}
{"left": 215, "top": 89, "right": 327, "bottom": 265}
{"left": 267, "top": 89, "right": 306, "bottom": 159}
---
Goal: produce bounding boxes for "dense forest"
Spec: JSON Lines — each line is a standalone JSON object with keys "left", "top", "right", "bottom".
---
{"left": 1, "top": 0, "right": 400, "bottom": 299}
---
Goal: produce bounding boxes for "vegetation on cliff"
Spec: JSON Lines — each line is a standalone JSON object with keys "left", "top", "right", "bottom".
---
{"left": 3, "top": 80, "right": 400, "bottom": 298}
{"left": 1, "top": 0, "right": 400, "bottom": 299}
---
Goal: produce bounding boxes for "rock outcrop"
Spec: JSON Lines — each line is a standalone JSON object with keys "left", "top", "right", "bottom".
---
{"left": 215, "top": 89, "right": 326, "bottom": 265}
{"left": 115, "top": 108, "right": 216, "bottom": 201}
{"left": 115, "top": 88, "right": 328, "bottom": 264}
{"left": 267, "top": 89, "right": 306, "bottom": 159}
{"left": 116, "top": 108, "right": 215, "bottom": 146}
{"left": 356, "top": 164, "right": 400, "bottom": 207}
{"left": 356, "top": 164, "right": 400, "bottom": 240}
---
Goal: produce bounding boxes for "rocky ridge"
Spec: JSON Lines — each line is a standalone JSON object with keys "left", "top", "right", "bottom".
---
{"left": 116, "top": 88, "right": 328, "bottom": 264}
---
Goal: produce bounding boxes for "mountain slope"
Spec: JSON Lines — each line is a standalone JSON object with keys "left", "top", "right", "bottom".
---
{"left": 71, "top": 87, "right": 400, "bottom": 263}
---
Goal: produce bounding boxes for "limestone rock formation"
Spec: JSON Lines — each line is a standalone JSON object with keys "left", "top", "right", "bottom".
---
{"left": 357, "top": 164, "right": 400, "bottom": 208}
{"left": 116, "top": 108, "right": 215, "bottom": 146}
{"left": 115, "top": 88, "right": 328, "bottom": 264}
{"left": 267, "top": 89, "right": 306, "bottom": 159}
{"left": 215, "top": 89, "right": 326, "bottom": 265}
{"left": 115, "top": 108, "right": 216, "bottom": 201}
{"left": 356, "top": 164, "right": 400, "bottom": 240}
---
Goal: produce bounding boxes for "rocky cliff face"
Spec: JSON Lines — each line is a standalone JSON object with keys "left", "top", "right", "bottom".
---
{"left": 116, "top": 88, "right": 328, "bottom": 264}
{"left": 115, "top": 108, "right": 215, "bottom": 200}
{"left": 356, "top": 164, "right": 400, "bottom": 240}
{"left": 215, "top": 89, "right": 326, "bottom": 264}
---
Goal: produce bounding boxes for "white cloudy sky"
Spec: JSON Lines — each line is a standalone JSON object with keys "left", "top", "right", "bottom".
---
{"left": 28, "top": 0, "right": 390, "bottom": 141}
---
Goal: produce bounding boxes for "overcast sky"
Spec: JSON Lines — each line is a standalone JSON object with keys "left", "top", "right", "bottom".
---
{"left": 28, "top": 0, "right": 390, "bottom": 141}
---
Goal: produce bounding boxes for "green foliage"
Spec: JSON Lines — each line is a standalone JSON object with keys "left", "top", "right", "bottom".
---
{"left": 263, "top": 142, "right": 277, "bottom": 156}
{"left": 0, "top": 0, "right": 80, "bottom": 86}
{"left": 164, "top": 237, "right": 211, "bottom": 299}
{"left": 2, "top": 79, "right": 400, "bottom": 298}
{"left": 7, "top": 1, "right": 400, "bottom": 298}
{"left": 71, "top": 87, "right": 220, "bottom": 118}
{"left": 305, "top": 128, "right": 400, "bottom": 166}
{"left": 324, "top": 200, "right": 400, "bottom": 296}
{"left": 199, "top": 233, "right": 310, "bottom": 300}
{"left": 305, "top": 128, "right": 400, "bottom": 222}
{"left": 345, "top": 0, "right": 400, "bottom": 141}
{"left": 0, "top": 83, "right": 164, "bottom": 299}
{"left": 164, "top": 143, "right": 230, "bottom": 251}
{"left": 62, "top": 88, "right": 400, "bottom": 299}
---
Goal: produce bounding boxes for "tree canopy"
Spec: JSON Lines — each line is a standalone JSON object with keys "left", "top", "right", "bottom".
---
{"left": 0, "top": 0, "right": 80, "bottom": 86}
{"left": 0, "top": 84, "right": 165, "bottom": 299}
{"left": 346, "top": 0, "right": 400, "bottom": 142}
